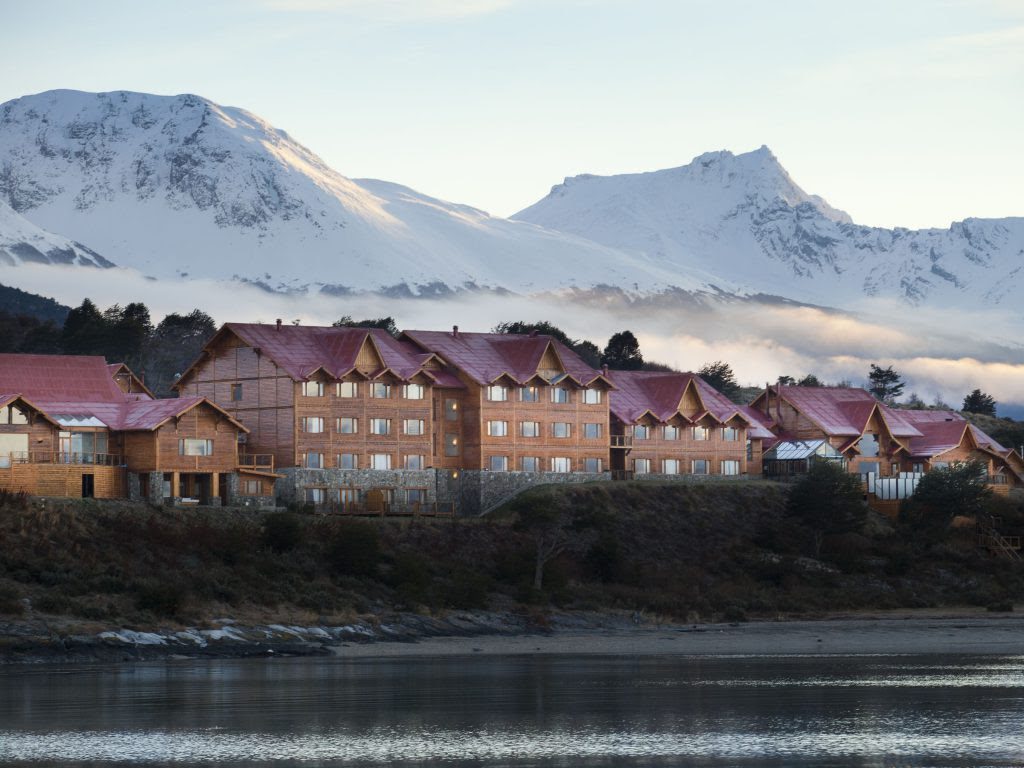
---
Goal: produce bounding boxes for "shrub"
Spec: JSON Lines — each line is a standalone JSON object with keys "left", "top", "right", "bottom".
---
{"left": 787, "top": 461, "right": 866, "bottom": 557}
{"left": 261, "top": 512, "right": 303, "bottom": 554}
{"left": 390, "top": 552, "right": 431, "bottom": 607}
{"left": 326, "top": 520, "right": 381, "bottom": 578}
{"left": 442, "top": 567, "right": 491, "bottom": 610}
{"left": 0, "top": 585, "right": 24, "bottom": 616}
{"left": 0, "top": 489, "right": 29, "bottom": 510}
{"left": 135, "top": 582, "right": 187, "bottom": 618}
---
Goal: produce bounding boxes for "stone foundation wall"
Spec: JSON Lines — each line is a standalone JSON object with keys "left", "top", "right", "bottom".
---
{"left": 276, "top": 468, "right": 438, "bottom": 506}
{"left": 224, "top": 472, "right": 277, "bottom": 509}
{"left": 631, "top": 473, "right": 759, "bottom": 485}
{"left": 453, "top": 470, "right": 611, "bottom": 516}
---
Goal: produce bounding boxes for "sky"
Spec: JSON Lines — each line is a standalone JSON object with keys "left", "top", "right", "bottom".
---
{"left": 1, "top": 0, "right": 1021, "bottom": 229}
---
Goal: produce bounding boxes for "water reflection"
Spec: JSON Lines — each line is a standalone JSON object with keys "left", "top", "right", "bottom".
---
{"left": 0, "top": 655, "right": 1022, "bottom": 766}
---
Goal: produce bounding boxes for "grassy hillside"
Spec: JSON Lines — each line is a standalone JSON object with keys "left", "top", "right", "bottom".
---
{"left": 0, "top": 481, "right": 1021, "bottom": 630}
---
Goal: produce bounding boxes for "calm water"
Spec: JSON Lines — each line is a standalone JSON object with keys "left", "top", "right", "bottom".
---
{"left": 0, "top": 653, "right": 1022, "bottom": 766}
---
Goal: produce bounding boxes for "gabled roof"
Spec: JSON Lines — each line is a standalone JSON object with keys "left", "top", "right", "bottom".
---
{"left": 9, "top": 395, "right": 248, "bottom": 432}
{"left": 607, "top": 371, "right": 774, "bottom": 437}
{"left": 899, "top": 409, "right": 1008, "bottom": 459}
{"left": 0, "top": 393, "right": 62, "bottom": 428}
{"left": 756, "top": 385, "right": 923, "bottom": 440}
{"left": 0, "top": 354, "right": 128, "bottom": 404}
{"left": 178, "top": 323, "right": 446, "bottom": 386}
{"left": 402, "top": 329, "right": 609, "bottom": 388}
{"left": 107, "top": 362, "right": 156, "bottom": 399}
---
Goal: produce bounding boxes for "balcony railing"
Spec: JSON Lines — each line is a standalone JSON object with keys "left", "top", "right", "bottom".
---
{"left": 610, "top": 435, "right": 633, "bottom": 449}
{"left": 987, "top": 474, "right": 1008, "bottom": 485}
{"left": 0, "top": 451, "right": 124, "bottom": 468}
{"left": 239, "top": 454, "right": 275, "bottom": 471}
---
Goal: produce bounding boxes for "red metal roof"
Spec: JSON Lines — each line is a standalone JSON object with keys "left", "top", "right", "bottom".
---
{"left": 899, "top": 409, "right": 1008, "bottom": 458}
{"left": 0, "top": 354, "right": 129, "bottom": 403}
{"left": 773, "top": 385, "right": 922, "bottom": 439}
{"left": 402, "top": 329, "right": 606, "bottom": 387}
{"left": 607, "top": 371, "right": 774, "bottom": 437}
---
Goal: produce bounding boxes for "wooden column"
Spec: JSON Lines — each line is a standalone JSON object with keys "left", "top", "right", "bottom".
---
{"left": 171, "top": 471, "right": 180, "bottom": 499}
{"left": 211, "top": 472, "right": 220, "bottom": 500}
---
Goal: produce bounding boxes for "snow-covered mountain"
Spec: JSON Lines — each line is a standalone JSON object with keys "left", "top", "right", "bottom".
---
{"left": 514, "top": 146, "right": 1024, "bottom": 307}
{"left": 0, "top": 89, "right": 689, "bottom": 294}
{"left": 0, "top": 198, "right": 112, "bottom": 268}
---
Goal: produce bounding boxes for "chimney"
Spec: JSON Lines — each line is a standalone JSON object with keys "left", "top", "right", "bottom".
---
{"left": 276, "top": 319, "right": 282, "bottom": 331}
{"left": 602, "top": 364, "right": 609, "bottom": 376}
{"left": 452, "top": 325, "right": 459, "bottom": 338}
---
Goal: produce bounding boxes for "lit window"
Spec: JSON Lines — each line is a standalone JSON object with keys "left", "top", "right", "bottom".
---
{"left": 301, "top": 417, "right": 324, "bottom": 433}
{"left": 520, "top": 386, "right": 540, "bottom": 402}
{"left": 337, "top": 453, "right": 358, "bottom": 469}
{"left": 230, "top": 383, "right": 243, "bottom": 401}
{"left": 403, "top": 383, "right": 425, "bottom": 400}
{"left": 721, "top": 460, "right": 740, "bottom": 476}
{"left": 551, "top": 388, "right": 570, "bottom": 404}
{"left": 303, "top": 452, "right": 324, "bottom": 469}
{"left": 243, "top": 479, "right": 262, "bottom": 495}
{"left": 584, "top": 423, "right": 602, "bottom": 439}
{"left": 520, "top": 421, "right": 540, "bottom": 437}
{"left": 404, "top": 419, "right": 425, "bottom": 436}
{"left": 486, "top": 385, "right": 508, "bottom": 401}
{"left": 370, "top": 418, "right": 391, "bottom": 435}
{"left": 583, "top": 389, "right": 602, "bottom": 404}
{"left": 692, "top": 426, "right": 710, "bottom": 441}
{"left": 178, "top": 438, "right": 213, "bottom": 456}
{"left": 521, "top": 456, "right": 540, "bottom": 472}
{"left": 445, "top": 399, "right": 460, "bottom": 420}
{"left": 663, "top": 425, "right": 681, "bottom": 441}
{"left": 404, "top": 454, "right": 425, "bottom": 470}
{"left": 487, "top": 420, "right": 508, "bottom": 437}
{"left": 302, "top": 381, "right": 324, "bottom": 397}
{"left": 371, "top": 382, "right": 392, "bottom": 399}
{"left": 489, "top": 455, "right": 508, "bottom": 471}
{"left": 552, "top": 422, "right": 571, "bottom": 438}
{"left": 584, "top": 457, "right": 603, "bottom": 473}
{"left": 444, "top": 433, "right": 460, "bottom": 457}
{"left": 550, "top": 457, "right": 571, "bottom": 473}
{"left": 370, "top": 453, "right": 392, "bottom": 470}
{"left": 663, "top": 459, "right": 680, "bottom": 475}
{"left": 337, "top": 381, "right": 358, "bottom": 398}
{"left": 722, "top": 427, "right": 739, "bottom": 442}
{"left": 634, "top": 458, "right": 651, "bottom": 474}
{"left": 692, "top": 459, "right": 709, "bottom": 475}
{"left": 337, "top": 417, "right": 358, "bottom": 434}
{"left": 633, "top": 425, "right": 650, "bottom": 440}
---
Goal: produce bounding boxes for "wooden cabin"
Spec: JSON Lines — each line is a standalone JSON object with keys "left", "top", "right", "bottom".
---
{"left": 606, "top": 370, "right": 773, "bottom": 478}
{"left": 402, "top": 327, "right": 614, "bottom": 475}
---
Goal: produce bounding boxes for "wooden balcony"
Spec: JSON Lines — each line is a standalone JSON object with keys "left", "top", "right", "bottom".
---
{"left": 610, "top": 435, "right": 633, "bottom": 449}
{"left": 238, "top": 454, "right": 275, "bottom": 472}
{"left": 0, "top": 451, "right": 124, "bottom": 468}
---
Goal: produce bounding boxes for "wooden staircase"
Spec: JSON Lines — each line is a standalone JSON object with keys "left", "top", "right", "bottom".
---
{"left": 978, "top": 516, "right": 1022, "bottom": 561}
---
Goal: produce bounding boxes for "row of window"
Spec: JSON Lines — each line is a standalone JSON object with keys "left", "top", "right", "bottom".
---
{"left": 300, "top": 417, "right": 428, "bottom": 435}
{"left": 301, "top": 452, "right": 428, "bottom": 470}
{"left": 293, "top": 382, "right": 427, "bottom": 400}
{"left": 304, "top": 487, "right": 428, "bottom": 505}
{"left": 633, "top": 458, "right": 740, "bottom": 475}
{"left": 486, "top": 421, "right": 604, "bottom": 439}
{"left": 485, "top": 385, "right": 603, "bottom": 404}
{"left": 632, "top": 425, "right": 741, "bottom": 441}
{"left": 486, "top": 456, "right": 603, "bottom": 473}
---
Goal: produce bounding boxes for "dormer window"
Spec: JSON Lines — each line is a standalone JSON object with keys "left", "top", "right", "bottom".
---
{"left": 486, "top": 385, "right": 508, "bottom": 402}
{"left": 551, "top": 388, "right": 570, "bottom": 404}
{"left": 582, "top": 388, "right": 602, "bottom": 404}
{"left": 302, "top": 381, "right": 324, "bottom": 397}
{"left": 520, "top": 386, "right": 541, "bottom": 402}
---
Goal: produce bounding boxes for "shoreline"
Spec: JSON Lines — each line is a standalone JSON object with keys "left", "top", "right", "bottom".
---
{"left": 2, "top": 610, "right": 1023, "bottom": 665}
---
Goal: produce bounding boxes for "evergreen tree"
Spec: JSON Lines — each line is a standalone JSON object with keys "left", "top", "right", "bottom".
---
{"left": 962, "top": 389, "right": 997, "bottom": 416}
{"left": 797, "top": 374, "right": 823, "bottom": 387}
{"left": 777, "top": 375, "right": 796, "bottom": 386}
{"left": 867, "top": 364, "right": 905, "bottom": 403}
{"left": 786, "top": 461, "right": 866, "bottom": 558}
{"left": 574, "top": 340, "right": 602, "bottom": 368}
{"left": 601, "top": 331, "right": 643, "bottom": 370}
{"left": 698, "top": 360, "right": 741, "bottom": 400}
{"left": 143, "top": 310, "right": 217, "bottom": 395}
{"left": 899, "top": 460, "right": 991, "bottom": 543}
{"left": 333, "top": 315, "right": 400, "bottom": 337}
{"left": 60, "top": 298, "right": 106, "bottom": 355}
{"left": 492, "top": 320, "right": 574, "bottom": 347}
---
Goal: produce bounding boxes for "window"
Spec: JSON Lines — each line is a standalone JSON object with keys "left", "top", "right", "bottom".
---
{"left": 337, "top": 381, "right": 358, "bottom": 398}
{"left": 486, "top": 385, "right": 508, "bottom": 402}
{"left": 406, "top": 488, "right": 426, "bottom": 504}
{"left": 552, "top": 422, "right": 571, "bottom": 438}
{"left": 301, "top": 416, "right": 325, "bottom": 433}
{"left": 370, "top": 382, "right": 392, "bottom": 399}
{"left": 444, "top": 433, "right": 460, "bottom": 457}
{"left": 337, "top": 417, "right": 358, "bottom": 434}
{"left": 487, "top": 420, "right": 508, "bottom": 437}
{"left": 403, "top": 454, "right": 425, "bottom": 470}
{"left": 520, "top": 421, "right": 540, "bottom": 437}
{"left": 891, "top": 462, "right": 900, "bottom": 476}
{"left": 722, "top": 427, "right": 739, "bottom": 442}
{"left": 583, "top": 388, "right": 602, "bottom": 404}
{"left": 520, "top": 386, "right": 540, "bottom": 402}
{"left": 521, "top": 456, "right": 540, "bottom": 472}
{"left": 692, "top": 459, "right": 709, "bottom": 475}
{"left": 663, "top": 459, "right": 680, "bottom": 475}
{"left": 1, "top": 405, "right": 27, "bottom": 425}
{"left": 551, "top": 388, "right": 570, "bottom": 404}
{"left": 663, "top": 425, "right": 681, "bottom": 441}
{"left": 370, "top": 418, "right": 391, "bottom": 435}
{"left": 339, "top": 488, "right": 358, "bottom": 505}
{"left": 370, "top": 453, "right": 392, "bottom": 470}
{"left": 403, "top": 383, "right": 425, "bottom": 400}
{"left": 584, "top": 457, "right": 603, "bottom": 473}
{"left": 550, "top": 457, "right": 571, "bottom": 473}
{"left": 404, "top": 419, "right": 425, "bottom": 436}
{"left": 60, "top": 431, "right": 109, "bottom": 459}
{"left": 634, "top": 458, "right": 651, "bottom": 474}
{"left": 489, "top": 455, "right": 509, "bottom": 472}
{"left": 178, "top": 438, "right": 213, "bottom": 456}
{"left": 692, "top": 426, "right": 710, "bottom": 441}
{"left": 305, "top": 488, "right": 325, "bottom": 504}
{"left": 860, "top": 461, "right": 880, "bottom": 477}
{"left": 721, "top": 460, "right": 740, "bottom": 476}
{"left": 859, "top": 433, "right": 879, "bottom": 458}
{"left": 912, "top": 463, "right": 924, "bottom": 474}
{"left": 242, "top": 479, "right": 262, "bottom": 495}
{"left": 633, "top": 425, "right": 650, "bottom": 440}
{"left": 337, "top": 453, "right": 358, "bottom": 469}
{"left": 303, "top": 452, "right": 324, "bottom": 469}
{"left": 230, "top": 383, "right": 243, "bottom": 401}
{"left": 584, "top": 423, "right": 602, "bottom": 439}
{"left": 445, "top": 399, "right": 460, "bottom": 420}
{"left": 302, "top": 381, "right": 324, "bottom": 397}
{"left": 747, "top": 439, "right": 753, "bottom": 462}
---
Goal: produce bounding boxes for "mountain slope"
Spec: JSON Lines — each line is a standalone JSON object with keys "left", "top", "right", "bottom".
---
{"left": 0, "top": 90, "right": 692, "bottom": 293}
{"left": 0, "top": 199, "right": 112, "bottom": 268}
{"left": 514, "top": 147, "right": 1024, "bottom": 307}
